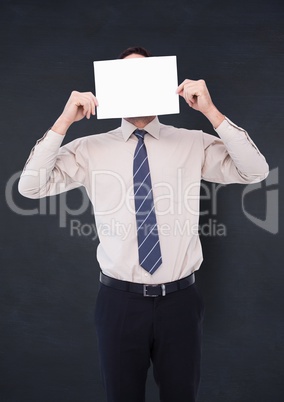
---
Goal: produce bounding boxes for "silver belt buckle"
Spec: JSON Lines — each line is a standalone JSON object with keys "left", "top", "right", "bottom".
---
{"left": 143, "top": 284, "right": 158, "bottom": 297}
{"left": 143, "top": 284, "right": 166, "bottom": 297}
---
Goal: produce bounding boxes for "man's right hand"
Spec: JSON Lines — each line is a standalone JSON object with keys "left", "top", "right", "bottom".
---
{"left": 51, "top": 91, "right": 98, "bottom": 135}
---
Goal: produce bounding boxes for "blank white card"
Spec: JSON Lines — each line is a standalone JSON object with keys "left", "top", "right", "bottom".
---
{"left": 93, "top": 56, "right": 180, "bottom": 119}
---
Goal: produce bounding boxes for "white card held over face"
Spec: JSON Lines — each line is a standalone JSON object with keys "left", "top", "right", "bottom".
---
{"left": 93, "top": 56, "right": 180, "bottom": 119}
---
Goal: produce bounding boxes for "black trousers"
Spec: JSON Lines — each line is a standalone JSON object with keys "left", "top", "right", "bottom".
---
{"left": 94, "top": 281, "right": 204, "bottom": 402}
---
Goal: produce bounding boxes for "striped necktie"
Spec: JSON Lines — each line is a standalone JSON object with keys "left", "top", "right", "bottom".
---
{"left": 133, "top": 129, "right": 162, "bottom": 274}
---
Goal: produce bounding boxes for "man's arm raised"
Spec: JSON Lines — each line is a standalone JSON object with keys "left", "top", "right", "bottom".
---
{"left": 176, "top": 78, "right": 269, "bottom": 183}
{"left": 18, "top": 91, "right": 98, "bottom": 198}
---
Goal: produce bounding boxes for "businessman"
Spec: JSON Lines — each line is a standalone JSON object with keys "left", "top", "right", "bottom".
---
{"left": 19, "top": 46, "right": 269, "bottom": 402}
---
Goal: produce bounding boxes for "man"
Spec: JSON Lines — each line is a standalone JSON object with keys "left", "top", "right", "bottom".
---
{"left": 18, "top": 46, "right": 269, "bottom": 402}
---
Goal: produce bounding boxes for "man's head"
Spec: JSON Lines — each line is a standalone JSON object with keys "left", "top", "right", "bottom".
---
{"left": 118, "top": 46, "right": 155, "bottom": 127}
{"left": 118, "top": 46, "right": 152, "bottom": 60}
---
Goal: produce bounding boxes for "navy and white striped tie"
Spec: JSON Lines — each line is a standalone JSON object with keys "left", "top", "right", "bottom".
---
{"left": 133, "top": 129, "right": 162, "bottom": 274}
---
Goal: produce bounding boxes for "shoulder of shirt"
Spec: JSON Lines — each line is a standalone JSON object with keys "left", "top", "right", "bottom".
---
{"left": 159, "top": 123, "right": 205, "bottom": 139}
{"left": 65, "top": 127, "right": 123, "bottom": 147}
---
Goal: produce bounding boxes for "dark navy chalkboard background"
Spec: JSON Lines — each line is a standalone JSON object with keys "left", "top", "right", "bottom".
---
{"left": 1, "top": 0, "right": 283, "bottom": 401}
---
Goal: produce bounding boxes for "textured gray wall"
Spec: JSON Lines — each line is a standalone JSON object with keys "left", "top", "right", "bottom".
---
{"left": 1, "top": 0, "right": 283, "bottom": 401}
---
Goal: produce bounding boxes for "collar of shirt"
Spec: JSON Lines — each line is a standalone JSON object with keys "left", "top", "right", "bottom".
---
{"left": 121, "top": 116, "right": 161, "bottom": 142}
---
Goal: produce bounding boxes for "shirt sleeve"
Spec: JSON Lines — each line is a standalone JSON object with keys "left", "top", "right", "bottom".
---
{"left": 18, "top": 129, "right": 87, "bottom": 198}
{"left": 201, "top": 117, "right": 269, "bottom": 184}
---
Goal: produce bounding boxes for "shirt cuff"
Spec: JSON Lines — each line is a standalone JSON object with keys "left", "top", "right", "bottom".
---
{"left": 40, "top": 129, "right": 65, "bottom": 152}
{"left": 214, "top": 116, "right": 248, "bottom": 142}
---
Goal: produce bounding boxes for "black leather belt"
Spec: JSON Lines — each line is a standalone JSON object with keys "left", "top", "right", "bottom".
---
{"left": 99, "top": 271, "right": 195, "bottom": 297}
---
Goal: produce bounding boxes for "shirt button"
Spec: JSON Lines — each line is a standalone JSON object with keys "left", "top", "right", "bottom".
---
{"left": 144, "top": 273, "right": 149, "bottom": 277}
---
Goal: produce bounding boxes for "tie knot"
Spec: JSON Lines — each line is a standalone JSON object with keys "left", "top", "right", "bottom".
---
{"left": 134, "top": 129, "right": 147, "bottom": 140}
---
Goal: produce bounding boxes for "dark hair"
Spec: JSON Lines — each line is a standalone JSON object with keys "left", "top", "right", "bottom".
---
{"left": 118, "top": 46, "right": 152, "bottom": 59}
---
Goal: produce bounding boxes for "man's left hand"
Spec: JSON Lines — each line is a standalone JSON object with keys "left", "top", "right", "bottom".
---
{"left": 176, "top": 79, "right": 215, "bottom": 115}
{"left": 176, "top": 79, "right": 225, "bottom": 128}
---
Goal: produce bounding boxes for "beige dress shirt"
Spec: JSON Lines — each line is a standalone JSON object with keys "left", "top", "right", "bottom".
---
{"left": 19, "top": 117, "right": 269, "bottom": 284}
